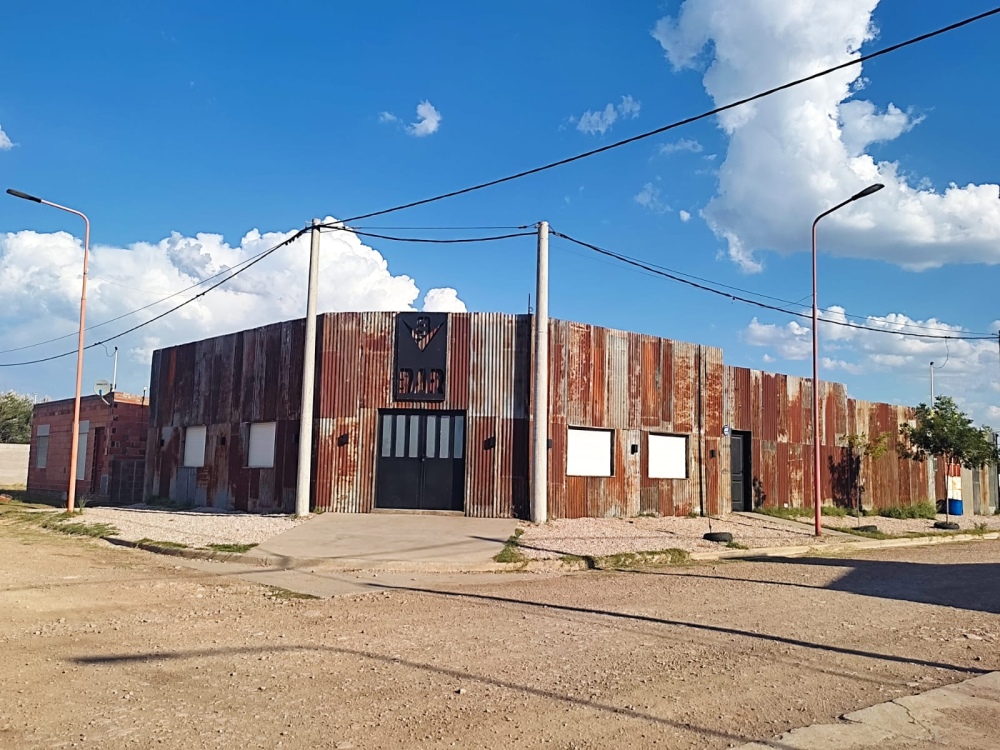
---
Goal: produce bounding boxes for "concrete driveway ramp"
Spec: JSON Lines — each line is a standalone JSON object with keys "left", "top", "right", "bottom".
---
{"left": 252, "top": 512, "right": 518, "bottom": 571}
{"left": 736, "top": 672, "right": 1000, "bottom": 749}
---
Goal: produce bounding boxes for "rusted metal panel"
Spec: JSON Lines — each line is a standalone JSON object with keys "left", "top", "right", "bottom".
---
{"left": 672, "top": 342, "right": 695, "bottom": 433}
{"left": 146, "top": 311, "right": 940, "bottom": 519}
{"left": 640, "top": 338, "right": 660, "bottom": 428}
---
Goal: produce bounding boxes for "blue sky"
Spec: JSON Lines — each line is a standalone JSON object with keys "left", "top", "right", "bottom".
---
{"left": 2, "top": 0, "right": 999, "bottom": 421}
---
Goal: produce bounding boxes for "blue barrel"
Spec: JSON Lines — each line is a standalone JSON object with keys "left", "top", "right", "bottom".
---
{"left": 948, "top": 498, "right": 964, "bottom": 516}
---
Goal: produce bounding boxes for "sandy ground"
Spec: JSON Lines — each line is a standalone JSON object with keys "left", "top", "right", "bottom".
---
{"left": 825, "top": 513, "right": 1000, "bottom": 536}
{"left": 515, "top": 514, "right": 841, "bottom": 558}
{"left": 79, "top": 504, "right": 303, "bottom": 547}
{"left": 516, "top": 513, "right": 1000, "bottom": 560}
{"left": 1, "top": 522, "right": 998, "bottom": 749}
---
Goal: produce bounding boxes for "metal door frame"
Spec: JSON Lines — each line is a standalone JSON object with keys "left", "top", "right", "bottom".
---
{"left": 375, "top": 409, "right": 467, "bottom": 512}
{"left": 730, "top": 430, "right": 753, "bottom": 512}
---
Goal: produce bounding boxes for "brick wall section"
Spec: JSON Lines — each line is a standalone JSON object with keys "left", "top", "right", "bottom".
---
{"left": 27, "top": 393, "right": 149, "bottom": 500}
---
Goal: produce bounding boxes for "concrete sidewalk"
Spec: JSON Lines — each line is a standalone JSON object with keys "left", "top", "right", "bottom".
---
{"left": 737, "top": 671, "right": 1000, "bottom": 749}
{"left": 247, "top": 512, "right": 518, "bottom": 571}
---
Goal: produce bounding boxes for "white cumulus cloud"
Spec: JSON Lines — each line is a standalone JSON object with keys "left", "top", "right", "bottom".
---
{"left": 653, "top": 0, "right": 1000, "bottom": 273}
{"left": 0, "top": 125, "right": 13, "bottom": 150}
{"left": 679, "top": 210, "right": 692, "bottom": 222}
{"left": 659, "top": 138, "right": 703, "bottom": 156}
{"left": 0, "top": 220, "right": 466, "bottom": 397}
{"left": 634, "top": 182, "right": 669, "bottom": 214}
{"left": 422, "top": 288, "right": 466, "bottom": 312}
{"left": 576, "top": 95, "right": 642, "bottom": 135}
{"left": 743, "top": 306, "right": 1000, "bottom": 422}
{"left": 379, "top": 101, "right": 442, "bottom": 137}
{"left": 407, "top": 101, "right": 442, "bottom": 137}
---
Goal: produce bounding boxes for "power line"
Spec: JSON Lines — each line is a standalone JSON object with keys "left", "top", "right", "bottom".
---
{"left": 0, "top": 226, "right": 531, "bottom": 363}
{"left": 0, "top": 239, "right": 296, "bottom": 356}
{"left": 321, "top": 227, "right": 536, "bottom": 244}
{"left": 552, "top": 236, "right": 998, "bottom": 338}
{"left": 551, "top": 230, "right": 997, "bottom": 342}
{"left": 0, "top": 230, "right": 307, "bottom": 368}
{"left": 314, "top": 7, "right": 999, "bottom": 228}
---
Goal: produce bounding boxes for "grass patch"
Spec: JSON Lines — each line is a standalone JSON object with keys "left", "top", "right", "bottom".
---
{"left": 834, "top": 526, "right": 895, "bottom": 540}
{"left": 755, "top": 505, "right": 849, "bottom": 520}
{"left": 263, "top": 586, "right": 319, "bottom": 600}
{"left": 726, "top": 540, "right": 749, "bottom": 550}
{"left": 207, "top": 542, "right": 258, "bottom": 554}
{"left": 136, "top": 538, "right": 190, "bottom": 549}
{"left": 494, "top": 528, "right": 528, "bottom": 564}
{"left": 143, "top": 498, "right": 196, "bottom": 511}
{"left": 42, "top": 519, "right": 119, "bottom": 538}
{"left": 875, "top": 502, "right": 937, "bottom": 520}
{"left": 0, "top": 504, "right": 119, "bottom": 538}
{"left": 0, "top": 489, "right": 67, "bottom": 508}
{"left": 594, "top": 548, "right": 690, "bottom": 569}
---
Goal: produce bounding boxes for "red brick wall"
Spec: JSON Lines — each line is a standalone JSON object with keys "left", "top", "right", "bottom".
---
{"left": 27, "top": 394, "right": 149, "bottom": 499}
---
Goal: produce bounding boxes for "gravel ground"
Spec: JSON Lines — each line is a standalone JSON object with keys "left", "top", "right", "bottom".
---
{"left": 2, "top": 527, "right": 998, "bottom": 749}
{"left": 516, "top": 513, "right": 840, "bottom": 558}
{"left": 825, "top": 513, "right": 1000, "bottom": 536}
{"left": 79, "top": 504, "right": 302, "bottom": 547}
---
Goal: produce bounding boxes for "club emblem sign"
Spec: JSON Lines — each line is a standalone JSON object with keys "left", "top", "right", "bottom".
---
{"left": 394, "top": 313, "right": 448, "bottom": 401}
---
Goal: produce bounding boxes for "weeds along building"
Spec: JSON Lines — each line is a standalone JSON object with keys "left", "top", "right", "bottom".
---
{"left": 28, "top": 393, "right": 149, "bottom": 504}
{"left": 144, "top": 312, "right": 996, "bottom": 517}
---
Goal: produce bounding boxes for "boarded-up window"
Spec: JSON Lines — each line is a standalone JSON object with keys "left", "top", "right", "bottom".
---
{"left": 648, "top": 434, "right": 688, "bottom": 479}
{"left": 183, "top": 426, "right": 207, "bottom": 468}
{"left": 76, "top": 421, "right": 90, "bottom": 481}
{"left": 36, "top": 424, "right": 50, "bottom": 469}
{"left": 567, "top": 428, "right": 613, "bottom": 477}
{"left": 248, "top": 422, "right": 276, "bottom": 468}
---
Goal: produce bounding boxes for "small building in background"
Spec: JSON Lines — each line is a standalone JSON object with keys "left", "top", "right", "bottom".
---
{"left": 144, "top": 311, "right": 995, "bottom": 518}
{"left": 27, "top": 393, "right": 149, "bottom": 504}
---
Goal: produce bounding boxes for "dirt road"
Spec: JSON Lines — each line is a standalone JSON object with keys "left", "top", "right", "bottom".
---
{"left": 1, "top": 523, "right": 997, "bottom": 749}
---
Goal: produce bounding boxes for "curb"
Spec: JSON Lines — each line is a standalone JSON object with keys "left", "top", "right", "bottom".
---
{"left": 102, "top": 530, "right": 1000, "bottom": 574}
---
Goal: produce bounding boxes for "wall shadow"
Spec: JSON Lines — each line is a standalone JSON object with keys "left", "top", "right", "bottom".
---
{"left": 633, "top": 555, "right": 1000, "bottom": 615}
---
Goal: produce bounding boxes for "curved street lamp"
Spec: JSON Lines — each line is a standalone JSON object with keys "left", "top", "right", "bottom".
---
{"left": 6, "top": 188, "right": 91, "bottom": 514}
{"left": 811, "top": 183, "right": 884, "bottom": 536}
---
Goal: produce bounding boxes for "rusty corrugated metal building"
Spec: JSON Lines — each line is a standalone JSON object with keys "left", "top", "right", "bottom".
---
{"left": 145, "top": 312, "right": 992, "bottom": 517}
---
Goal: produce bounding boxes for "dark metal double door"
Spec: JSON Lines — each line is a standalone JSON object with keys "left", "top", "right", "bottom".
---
{"left": 376, "top": 410, "right": 466, "bottom": 511}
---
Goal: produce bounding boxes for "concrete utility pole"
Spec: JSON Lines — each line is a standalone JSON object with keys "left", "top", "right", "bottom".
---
{"left": 930, "top": 361, "right": 934, "bottom": 405}
{"left": 295, "top": 219, "right": 321, "bottom": 517}
{"left": 112, "top": 346, "right": 118, "bottom": 392}
{"left": 531, "top": 221, "right": 550, "bottom": 525}
{"left": 6, "top": 188, "right": 90, "bottom": 515}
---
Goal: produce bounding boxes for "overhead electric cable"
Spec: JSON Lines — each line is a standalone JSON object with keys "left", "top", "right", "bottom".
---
{"left": 0, "top": 229, "right": 307, "bottom": 367}
{"left": 551, "top": 230, "right": 997, "bottom": 342}
{"left": 314, "top": 7, "right": 1000, "bottom": 227}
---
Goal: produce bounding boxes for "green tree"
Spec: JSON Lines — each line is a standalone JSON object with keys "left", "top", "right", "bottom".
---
{"left": 841, "top": 432, "right": 890, "bottom": 520}
{"left": 900, "top": 397, "right": 998, "bottom": 469}
{"left": 900, "top": 396, "right": 999, "bottom": 518}
{"left": 0, "top": 391, "right": 34, "bottom": 443}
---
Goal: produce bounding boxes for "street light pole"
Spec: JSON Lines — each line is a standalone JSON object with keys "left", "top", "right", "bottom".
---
{"left": 811, "top": 183, "right": 884, "bottom": 537}
{"left": 6, "top": 188, "right": 91, "bottom": 514}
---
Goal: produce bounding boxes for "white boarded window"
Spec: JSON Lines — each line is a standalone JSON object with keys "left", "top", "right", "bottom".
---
{"left": 183, "top": 426, "right": 207, "bottom": 468}
{"left": 76, "top": 421, "right": 90, "bottom": 481}
{"left": 36, "top": 424, "right": 50, "bottom": 469}
{"left": 648, "top": 434, "right": 688, "bottom": 479}
{"left": 567, "top": 428, "right": 613, "bottom": 477}
{"left": 248, "top": 422, "right": 276, "bottom": 468}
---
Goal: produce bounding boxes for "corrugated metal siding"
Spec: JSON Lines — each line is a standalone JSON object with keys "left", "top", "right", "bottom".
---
{"left": 145, "top": 311, "right": 946, "bottom": 519}
{"left": 145, "top": 320, "right": 304, "bottom": 512}
{"left": 310, "top": 312, "right": 530, "bottom": 516}
{"left": 548, "top": 321, "right": 724, "bottom": 519}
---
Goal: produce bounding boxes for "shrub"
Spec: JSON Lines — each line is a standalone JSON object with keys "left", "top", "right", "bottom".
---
{"left": 876, "top": 502, "right": 937, "bottom": 520}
